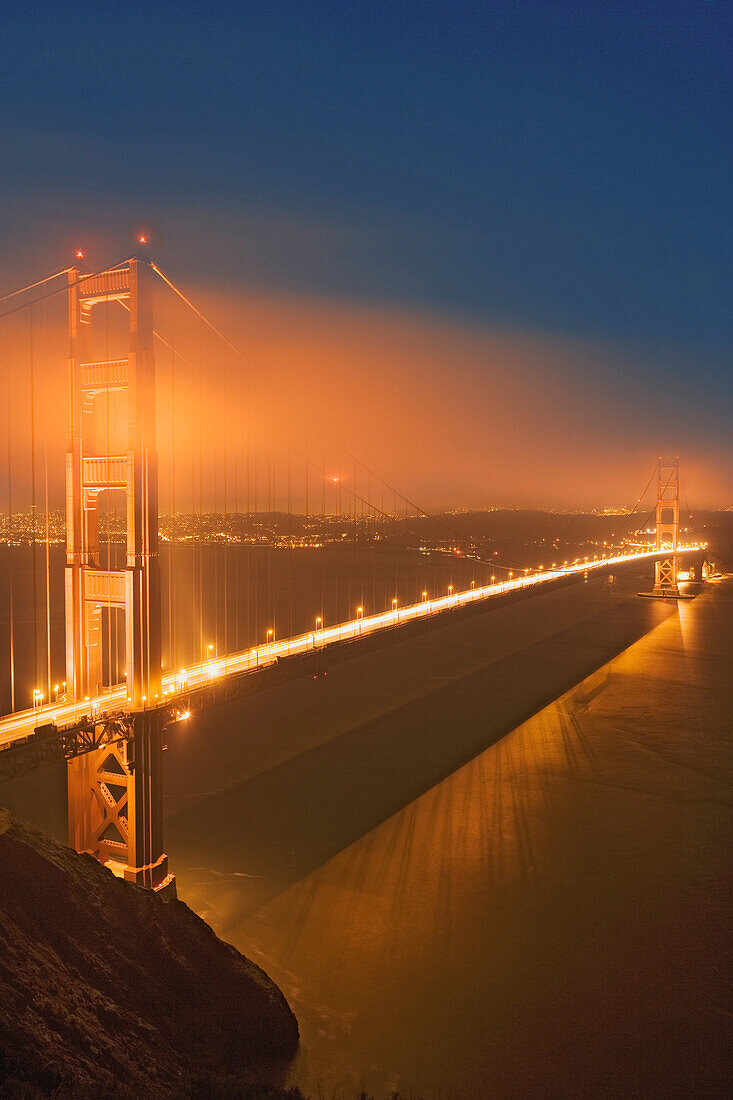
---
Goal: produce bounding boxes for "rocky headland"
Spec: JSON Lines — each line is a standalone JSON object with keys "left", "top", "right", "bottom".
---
{"left": 0, "top": 808, "right": 299, "bottom": 1097}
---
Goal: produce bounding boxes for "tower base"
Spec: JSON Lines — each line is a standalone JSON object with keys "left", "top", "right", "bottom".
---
{"left": 105, "top": 854, "right": 175, "bottom": 894}
{"left": 652, "top": 582, "right": 680, "bottom": 598}
{"left": 637, "top": 588, "right": 694, "bottom": 600}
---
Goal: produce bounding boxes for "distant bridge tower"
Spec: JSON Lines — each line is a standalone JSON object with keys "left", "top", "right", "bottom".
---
{"left": 652, "top": 457, "right": 680, "bottom": 597}
{"left": 65, "top": 259, "right": 170, "bottom": 891}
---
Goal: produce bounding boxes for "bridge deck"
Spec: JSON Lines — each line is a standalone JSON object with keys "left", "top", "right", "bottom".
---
{"left": 0, "top": 549, "right": 697, "bottom": 752}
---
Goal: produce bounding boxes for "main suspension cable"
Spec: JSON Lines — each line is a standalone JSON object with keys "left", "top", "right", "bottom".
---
{"left": 0, "top": 267, "right": 73, "bottom": 305}
{"left": 150, "top": 262, "right": 251, "bottom": 372}
{"left": 0, "top": 258, "right": 131, "bottom": 321}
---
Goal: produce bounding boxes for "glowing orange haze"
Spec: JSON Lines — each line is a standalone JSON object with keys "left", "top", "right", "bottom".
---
{"left": 1, "top": 283, "right": 729, "bottom": 511}
{"left": 181, "top": 287, "right": 731, "bottom": 510}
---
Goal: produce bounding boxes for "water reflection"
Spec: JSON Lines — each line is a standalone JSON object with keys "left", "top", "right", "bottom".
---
{"left": 174, "top": 581, "right": 731, "bottom": 1098}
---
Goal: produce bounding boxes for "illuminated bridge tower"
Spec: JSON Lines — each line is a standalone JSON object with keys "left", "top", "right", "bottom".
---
{"left": 652, "top": 457, "right": 680, "bottom": 598}
{"left": 65, "top": 259, "right": 171, "bottom": 891}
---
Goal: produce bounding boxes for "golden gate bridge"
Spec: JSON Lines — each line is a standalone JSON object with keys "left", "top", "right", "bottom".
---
{"left": 0, "top": 249, "right": 704, "bottom": 893}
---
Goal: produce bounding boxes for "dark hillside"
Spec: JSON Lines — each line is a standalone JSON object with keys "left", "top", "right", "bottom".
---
{"left": 0, "top": 808, "right": 298, "bottom": 1098}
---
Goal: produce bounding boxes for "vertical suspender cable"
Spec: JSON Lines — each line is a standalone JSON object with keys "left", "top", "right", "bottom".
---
{"left": 105, "top": 294, "right": 112, "bottom": 691}
{"left": 223, "top": 351, "right": 228, "bottom": 659}
{"left": 267, "top": 447, "right": 272, "bottom": 639}
{"left": 168, "top": 337, "right": 175, "bottom": 670}
{"left": 305, "top": 437, "right": 309, "bottom": 521}
{"left": 190, "top": 344, "right": 196, "bottom": 668}
{"left": 190, "top": 305, "right": 197, "bottom": 666}
{"left": 234, "top": 423, "right": 239, "bottom": 653}
{"left": 287, "top": 445, "right": 293, "bottom": 641}
{"left": 321, "top": 444, "right": 326, "bottom": 628}
{"left": 6, "top": 373, "right": 15, "bottom": 712}
{"left": 254, "top": 450, "right": 258, "bottom": 647}
{"left": 44, "top": 431, "right": 51, "bottom": 701}
{"left": 213, "top": 346, "right": 219, "bottom": 657}
{"left": 198, "top": 320, "right": 203, "bottom": 661}
{"left": 42, "top": 298, "right": 52, "bottom": 702}
{"left": 29, "top": 303, "right": 39, "bottom": 700}
{"left": 246, "top": 438, "right": 251, "bottom": 651}
{"left": 167, "top": 338, "right": 172, "bottom": 671}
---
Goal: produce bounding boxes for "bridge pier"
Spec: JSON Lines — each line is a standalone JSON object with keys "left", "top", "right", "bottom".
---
{"left": 67, "top": 710, "right": 171, "bottom": 891}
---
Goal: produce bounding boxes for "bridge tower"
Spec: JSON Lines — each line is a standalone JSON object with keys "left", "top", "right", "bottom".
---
{"left": 652, "top": 457, "right": 680, "bottom": 597}
{"left": 65, "top": 259, "right": 171, "bottom": 890}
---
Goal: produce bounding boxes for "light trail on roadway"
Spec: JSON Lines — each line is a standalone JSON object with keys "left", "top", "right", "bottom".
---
{"left": 0, "top": 548, "right": 700, "bottom": 751}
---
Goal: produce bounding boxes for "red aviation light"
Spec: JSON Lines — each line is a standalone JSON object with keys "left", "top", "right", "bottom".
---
{"left": 75, "top": 249, "right": 84, "bottom": 259}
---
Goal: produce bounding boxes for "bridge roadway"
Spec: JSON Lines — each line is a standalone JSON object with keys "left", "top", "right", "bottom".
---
{"left": 0, "top": 548, "right": 697, "bottom": 752}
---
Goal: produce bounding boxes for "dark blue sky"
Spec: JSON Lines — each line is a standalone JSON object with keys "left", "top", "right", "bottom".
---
{"left": 0, "top": 1, "right": 731, "bottom": 504}
{"left": 2, "top": 1, "right": 730, "bottom": 341}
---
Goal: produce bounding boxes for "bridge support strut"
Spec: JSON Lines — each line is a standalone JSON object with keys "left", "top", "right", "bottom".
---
{"left": 67, "top": 711, "right": 170, "bottom": 889}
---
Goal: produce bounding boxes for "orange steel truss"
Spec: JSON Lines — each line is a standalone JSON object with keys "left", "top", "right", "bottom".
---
{"left": 652, "top": 457, "right": 680, "bottom": 597}
{"left": 65, "top": 260, "right": 170, "bottom": 891}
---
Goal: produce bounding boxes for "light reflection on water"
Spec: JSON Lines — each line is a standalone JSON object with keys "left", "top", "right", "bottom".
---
{"left": 168, "top": 580, "right": 731, "bottom": 1098}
